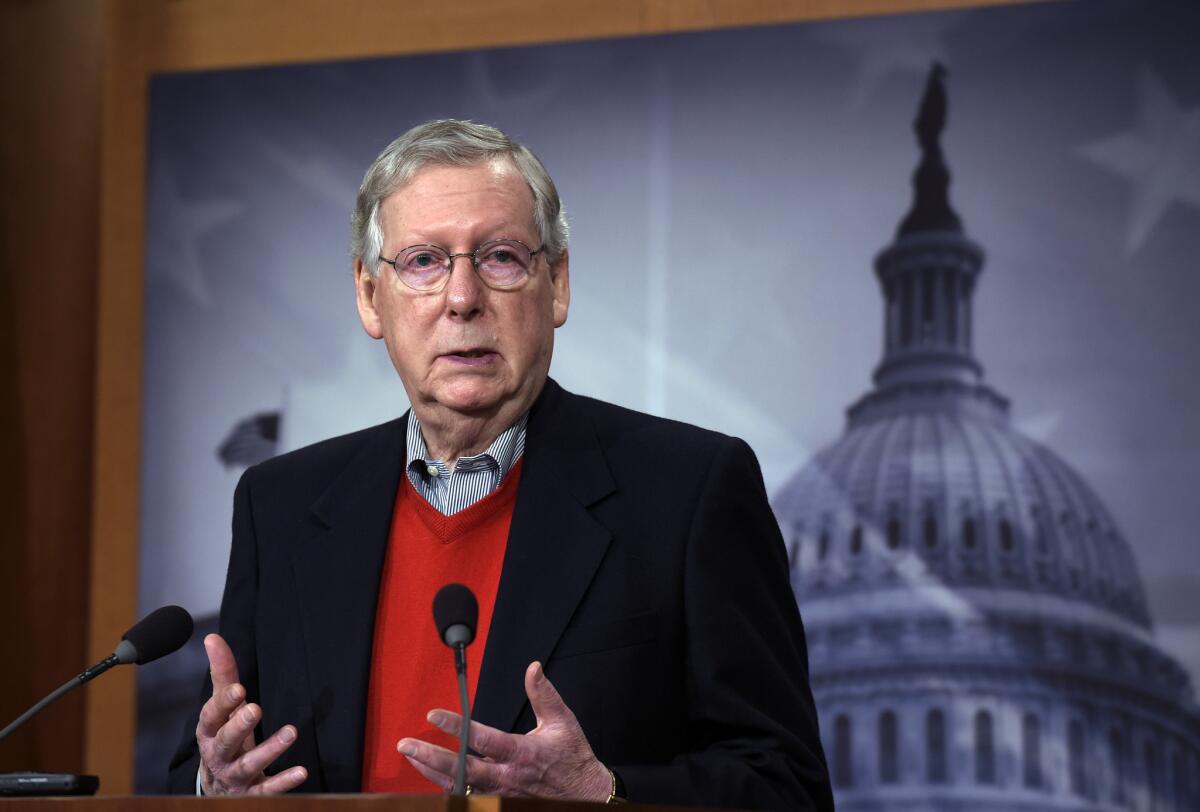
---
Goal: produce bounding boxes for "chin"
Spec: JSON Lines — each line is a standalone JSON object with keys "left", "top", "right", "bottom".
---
{"left": 433, "top": 379, "right": 508, "bottom": 415}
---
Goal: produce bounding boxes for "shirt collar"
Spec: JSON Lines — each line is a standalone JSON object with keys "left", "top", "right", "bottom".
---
{"left": 405, "top": 409, "right": 528, "bottom": 479}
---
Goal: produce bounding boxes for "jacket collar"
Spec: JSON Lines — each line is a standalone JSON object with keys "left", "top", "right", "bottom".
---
{"left": 472, "top": 379, "right": 618, "bottom": 733}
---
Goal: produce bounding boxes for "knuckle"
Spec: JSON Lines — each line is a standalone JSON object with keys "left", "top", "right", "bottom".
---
{"left": 495, "top": 761, "right": 517, "bottom": 791}
{"left": 218, "top": 722, "right": 243, "bottom": 749}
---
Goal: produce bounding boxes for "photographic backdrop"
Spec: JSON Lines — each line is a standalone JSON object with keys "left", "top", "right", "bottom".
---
{"left": 137, "top": 0, "right": 1200, "bottom": 806}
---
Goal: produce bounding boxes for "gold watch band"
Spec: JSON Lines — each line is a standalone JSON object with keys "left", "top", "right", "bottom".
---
{"left": 605, "top": 767, "right": 628, "bottom": 804}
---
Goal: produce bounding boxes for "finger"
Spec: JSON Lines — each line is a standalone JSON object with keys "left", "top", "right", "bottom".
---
{"left": 403, "top": 755, "right": 454, "bottom": 792}
{"left": 524, "top": 661, "right": 572, "bottom": 727}
{"left": 397, "top": 737, "right": 460, "bottom": 778}
{"left": 404, "top": 751, "right": 504, "bottom": 796}
{"left": 205, "top": 634, "right": 240, "bottom": 693}
{"left": 247, "top": 766, "right": 308, "bottom": 795}
{"left": 212, "top": 703, "right": 261, "bottom": 763}
{"left": 228, "top": 725, "right": 299, "bottom": 783}
{"left": 426, "top": 709, "right": 519, "bottom": 761}
{"left": 197, "top": 683, "right": 246, "bottom": 740}
{"left": 399, "top": 736, "right": 508, "bottom": 791}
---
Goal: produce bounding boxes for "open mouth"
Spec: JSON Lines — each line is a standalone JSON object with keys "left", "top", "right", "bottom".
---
{"left": 450, "top": 349, "right": 491, "bottom": 358}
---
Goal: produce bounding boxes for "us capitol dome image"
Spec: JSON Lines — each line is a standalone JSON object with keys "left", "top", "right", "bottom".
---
{"left": 772, "top": 64, "right": 1200, "bottom": 811}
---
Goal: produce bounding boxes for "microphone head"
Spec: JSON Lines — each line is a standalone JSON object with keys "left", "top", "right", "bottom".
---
{"left": 433, "top": 584, "right": 478, "bottom": 648}
{"left": 115, "top": 605, "right": 194, "bottom": 665}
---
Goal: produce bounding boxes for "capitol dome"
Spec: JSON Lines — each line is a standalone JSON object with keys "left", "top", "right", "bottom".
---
{"left": 774, "top": 64, "right": 1199, "bottom": 811}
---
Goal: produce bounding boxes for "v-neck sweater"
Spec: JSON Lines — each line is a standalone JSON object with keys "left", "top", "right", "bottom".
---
{"left": 361, "top": 459, "right": 523, "bottom": 793}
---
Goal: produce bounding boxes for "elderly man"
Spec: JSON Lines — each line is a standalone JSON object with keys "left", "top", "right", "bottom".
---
{"left": 168, "top": 120, "right": 832, "bottom": 810}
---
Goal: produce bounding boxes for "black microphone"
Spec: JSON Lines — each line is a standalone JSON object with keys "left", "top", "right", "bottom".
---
{"left": 434, "top": 583, "right": 478, "bottom": 656}
{"left": 114, "top": 604, "right": 195, "bottom": 665}
{"left": 432, "top": 584, "right": 478, "bottom": 796}
{"left": 0, "top": 605, "right": 194, "bottom": 744}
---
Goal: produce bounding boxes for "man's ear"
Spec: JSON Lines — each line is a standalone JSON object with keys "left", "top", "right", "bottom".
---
{"left": 550, "top": 248, "right": 570, "bottom": 328}
{"left": 354, "top": 258, "right": 385, "bottom": 339}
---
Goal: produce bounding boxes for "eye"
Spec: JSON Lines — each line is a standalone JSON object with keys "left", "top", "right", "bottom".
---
{"left": 398, "top": 247, "right": 449, "bottom": 275}
{"left": 480, "top": 242, "right": 528, "bottom": 268}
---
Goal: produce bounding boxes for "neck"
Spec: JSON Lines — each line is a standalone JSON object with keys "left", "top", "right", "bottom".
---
{"left": 411, "top": 398, "right": 532, "bottom": 470}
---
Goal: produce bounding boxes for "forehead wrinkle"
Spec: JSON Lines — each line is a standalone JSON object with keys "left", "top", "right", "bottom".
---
{"left": 381, "top": 161, "right": 538, "bottom": 251}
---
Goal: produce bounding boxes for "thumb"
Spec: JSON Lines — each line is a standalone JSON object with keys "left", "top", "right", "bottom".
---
{"left": 524, "top": 661, "right": 572, "bottom": 727}
{"left": 205, "top": 633, "right": 240, "bottom": 691}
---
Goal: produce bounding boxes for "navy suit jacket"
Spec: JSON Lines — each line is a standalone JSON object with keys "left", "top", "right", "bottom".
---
{"left": 168, "top": 379, "right": 832, "bottom": 810}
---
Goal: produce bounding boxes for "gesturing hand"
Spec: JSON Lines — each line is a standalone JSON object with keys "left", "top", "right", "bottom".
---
{"left": 398, "top": 661, "right": 612, "bottom": 801}
{"left": 196, "top": 634, "right": 307, "bottom": 795}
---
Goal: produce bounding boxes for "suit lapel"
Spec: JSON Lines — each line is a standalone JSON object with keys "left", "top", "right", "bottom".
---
{"left": 291, "top": 416, "right": 407, "bottom": 792}
{"left": 473, "top": 381, "right": 616, "bottom": 734}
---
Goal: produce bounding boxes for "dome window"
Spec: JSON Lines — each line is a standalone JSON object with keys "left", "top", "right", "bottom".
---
{"left": 1031, "top": 506, "right": 1050, "bottom": 554}
{"left": 921, "top": 515, "right": 940, "bottom": 546}
{"left": 833, "top": 714, "right": 854, "bottom": 787}
{"left": 999, "top": 518, "right": 1015, "bottom": 552}
{"left": 850, "top": 525, "right": 863, "bottom": 556}
{"left": 962, "top": 517, "right": 978, "bottom": 550}
{"left": 1035, "top": 532, "right": 1049, "bottom": 554}
{"left": 1143, "top": 740, "right": 1159, "bottom": 803}
{"left": 900, "top": 276, "right": 913, "bottom": 344}
{"left": 923, "top": 514, "right": 938, "bottom": 549}
{"left": 1069, "top": 720, "right": 1087, "bottom": 796}
{"left": 886, "top": 517, "right": 902, "bottom": 550}
{"left": 1022, "top": 713, "right": 1042, "bottom": 788}
{"left": 926, "top": 708, "right": 946, "bottom": 783}
{"left": 788, "top": 523, "right": 805, "bottom": 567}
{"left": 818, "top": 530, "right": 830, "bottom": 561}
{"left": 975, "top": 710, "right": 995, "bottom": 784}
{"left": 1108, "top": 729, "right": 1125, "bottom": 805}
{"left": 921, "top": 270, "right": 936, "bottom": 342}
{"left": 1171, "top": 750, "right": 1186, "bottom": 811}
{"left": 879, "top": 710, "right": 899, "bottom": 783}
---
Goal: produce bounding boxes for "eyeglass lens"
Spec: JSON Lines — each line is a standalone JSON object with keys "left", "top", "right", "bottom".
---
{"left": 394, "top": 240, "right": 534, "bottom": 290}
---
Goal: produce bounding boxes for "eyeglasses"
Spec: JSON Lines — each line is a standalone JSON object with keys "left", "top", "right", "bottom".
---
{"left": 379, "top": 238, "right": 544, "bottom": 292}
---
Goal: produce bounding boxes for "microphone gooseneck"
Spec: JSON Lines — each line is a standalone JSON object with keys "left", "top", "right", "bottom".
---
{"left": 0, "top": 605, "right": 194, "bottom": 744}
{"left": 433, "top": 584, "right": 478, "bottom": 796}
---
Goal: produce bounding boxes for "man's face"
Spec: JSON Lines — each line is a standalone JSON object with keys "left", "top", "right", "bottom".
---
{"left": 355, "top": 159, "right": 569, "bottom": 421}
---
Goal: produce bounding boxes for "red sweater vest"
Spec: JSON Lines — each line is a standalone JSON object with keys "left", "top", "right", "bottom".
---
{"left": 361, "top": 460, "right": 523, "bottom": 793}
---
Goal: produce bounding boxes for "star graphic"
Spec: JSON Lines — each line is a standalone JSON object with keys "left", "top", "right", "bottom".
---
{"left": 813, "top": 13, "right": 955, "bottom": 114}
{"left": 253, "top": 136, "right": 359, "bottom": 211}
{"left": 145, "top": 165, "right": 244, "bottom": 307}
{"left": 466, "top": 49, "right": 565, "bottom": 111}
{"left": 1079, "top": 67, "right": 1200, "bottom": 255}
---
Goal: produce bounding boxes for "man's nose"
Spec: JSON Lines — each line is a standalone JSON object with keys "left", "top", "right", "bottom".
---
{"left": 444, "top": 255, "right": 485, "bottom": 318}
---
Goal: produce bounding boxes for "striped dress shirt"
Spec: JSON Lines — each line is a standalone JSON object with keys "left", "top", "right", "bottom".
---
{"left": 405, "top": 411, "right": 527, "bottom": 516}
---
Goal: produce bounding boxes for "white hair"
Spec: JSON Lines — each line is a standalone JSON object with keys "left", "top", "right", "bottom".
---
{"left": 350, "top": 119, "right": 569, "bottom": 276}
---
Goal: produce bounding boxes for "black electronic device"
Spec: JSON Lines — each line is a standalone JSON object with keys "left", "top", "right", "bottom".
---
{"left": 0, "top": 772, "right": 99, "bottom": 797}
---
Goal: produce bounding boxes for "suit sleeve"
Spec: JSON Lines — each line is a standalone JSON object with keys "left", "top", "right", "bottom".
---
{"left": 166, "top": 467, "right": 263, "bottom": 793}
{"left": 614, "top": 437, "right": 834, "bottom": 811}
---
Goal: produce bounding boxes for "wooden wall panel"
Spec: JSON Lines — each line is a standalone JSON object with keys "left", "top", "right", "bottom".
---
{"left": 141, "top": 0, "right": 1017, "bottom": 72}
{"left": 0, "top": 0, "right": 1030, "bottom": 794}
{"left": 0, "top": 0, "right": 104, "bottom": 777}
